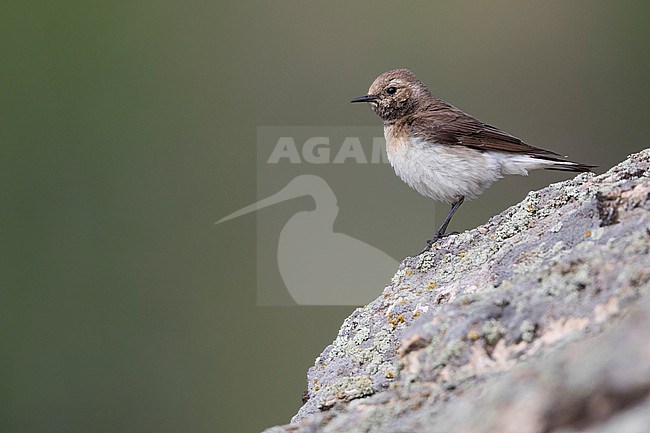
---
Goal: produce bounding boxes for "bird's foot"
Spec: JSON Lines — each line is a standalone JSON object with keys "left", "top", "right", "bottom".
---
{"left": 420, "top": 231, "right": 460, "bottom": 254}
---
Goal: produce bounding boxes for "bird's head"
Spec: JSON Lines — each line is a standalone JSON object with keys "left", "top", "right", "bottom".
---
{"left": 351, "top": 69, "right": 431, "bottom": 122}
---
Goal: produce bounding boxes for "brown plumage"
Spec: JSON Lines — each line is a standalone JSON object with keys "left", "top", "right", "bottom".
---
{"left": 356, "top": 68, "right": 594, "bottom": 172}
{"left": 351, "top": 68, "right": 595, "bottom": 251}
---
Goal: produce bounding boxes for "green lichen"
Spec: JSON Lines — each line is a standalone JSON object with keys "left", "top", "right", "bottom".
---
{"left": 520, "top": 320, "right": 537, "bottom": 342}
{"left": 331, "top": 375, "right": 374, "bottom": 401}
{"left": 482, "top": 319, "right": 504, "bottom": 346}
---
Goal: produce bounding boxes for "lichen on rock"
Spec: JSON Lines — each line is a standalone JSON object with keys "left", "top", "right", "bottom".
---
{"left": 264, "top": 149, "right": 650, "bottom": 433}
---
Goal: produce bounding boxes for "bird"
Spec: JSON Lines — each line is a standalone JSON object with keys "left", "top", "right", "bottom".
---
{"left": 351, "top": 68, "right": 594, "bottom": 252}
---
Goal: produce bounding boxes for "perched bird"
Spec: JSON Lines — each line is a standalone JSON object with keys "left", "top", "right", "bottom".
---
{"left": 351, "top": 68, "right": 594, "bottom": 251}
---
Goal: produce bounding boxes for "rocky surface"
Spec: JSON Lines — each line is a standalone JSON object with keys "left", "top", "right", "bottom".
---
{"left": 263, "top": 149, "right": 650, "bottom": 433}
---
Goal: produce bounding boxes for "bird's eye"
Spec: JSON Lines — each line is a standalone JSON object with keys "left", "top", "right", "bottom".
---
{"left": 386, "top": 86, "right": 397, "bottom": 94}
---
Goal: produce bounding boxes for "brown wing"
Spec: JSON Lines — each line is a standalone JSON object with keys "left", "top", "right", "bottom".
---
{"left": 408, "top": 100, "right": 564, "bottom": 159}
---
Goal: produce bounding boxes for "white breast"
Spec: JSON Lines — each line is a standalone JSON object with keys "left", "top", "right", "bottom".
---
{"left": 384, "top": 131, "right": 549, "bottom": 203}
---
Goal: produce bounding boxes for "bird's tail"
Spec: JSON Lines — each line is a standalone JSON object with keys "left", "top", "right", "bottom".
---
{"left": 543, "top": 160, "right": 596, "bottom": 173}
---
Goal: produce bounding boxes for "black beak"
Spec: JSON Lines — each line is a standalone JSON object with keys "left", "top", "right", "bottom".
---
{"left": 350, "top": 95, "right": 376, "bottom": 103}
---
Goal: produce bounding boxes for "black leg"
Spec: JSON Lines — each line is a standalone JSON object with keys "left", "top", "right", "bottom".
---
{"left": 421, "top": 196, "right": 465, "bottom": 252}
{"left": 435, "top": 196, "right": 465, "bottom": 239}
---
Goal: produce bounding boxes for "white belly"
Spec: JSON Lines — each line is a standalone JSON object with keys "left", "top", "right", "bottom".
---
{"left": 385, "top": 134, "right": 547, "bottom": 203}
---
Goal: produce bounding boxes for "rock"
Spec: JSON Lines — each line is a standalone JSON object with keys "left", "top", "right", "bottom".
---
{"left": 263, "top": 149, "right": 650, "bottom": 433}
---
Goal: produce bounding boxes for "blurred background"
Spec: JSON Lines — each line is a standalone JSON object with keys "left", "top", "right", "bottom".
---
{"left": 2, "top": 1, "right": 648, "bottom": 432}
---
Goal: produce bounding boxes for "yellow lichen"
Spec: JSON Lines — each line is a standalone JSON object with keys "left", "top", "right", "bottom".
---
{"left": 388, "top": 314, "right": 405, "bottom": 329}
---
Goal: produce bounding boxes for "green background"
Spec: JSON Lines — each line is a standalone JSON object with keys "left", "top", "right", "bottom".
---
{"left": 2, "top": 2, "right": 648, "bottom": 432}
